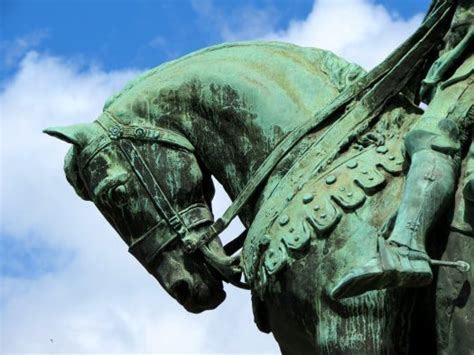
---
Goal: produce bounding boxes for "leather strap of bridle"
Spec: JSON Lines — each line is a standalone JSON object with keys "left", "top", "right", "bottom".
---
{"left": 128, "top": 203, "right": 214, "bottom": 268}
{"left": 98, "top": 111, "right": 195, "bottom": 152}
{"left": 117, "top": 139, "right": 190, "bottom": 237}
{"left": 183, "top": 0, "right": 454, "bottom": 253}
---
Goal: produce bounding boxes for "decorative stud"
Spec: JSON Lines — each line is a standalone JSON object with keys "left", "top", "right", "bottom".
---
{"left": 303, "top": 193, "right": 314, "bottom": 204}
{"left": 109, "top": 125, "right": 123, "bottom": 139}
{"left": 376, "top": 146, "right": 389, "bottom": 154}
{"left": 388, "top": 155, "right": 395, "bottom": 161}
{"left": 135, "top": 127, "right": 145, "bottom": 138}
{"left": 326, "top": 175, "right": 337, "bottom": 185}
{"left": 346, "top": 160, "right": 358, "bottom": 169}
{"left": 313, "top": 205, "right": 320, "bottom": 211}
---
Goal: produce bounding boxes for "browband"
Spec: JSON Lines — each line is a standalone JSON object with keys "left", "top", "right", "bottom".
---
{"left": 79, "top": 111, "right": 195, "bottom": 170}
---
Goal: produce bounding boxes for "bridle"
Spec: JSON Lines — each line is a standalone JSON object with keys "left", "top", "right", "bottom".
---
{"left": 78, "top": 0, "right": 452, "bottom": 293}
{"left": 78, "top": 111, "right": 247, "bottom": 288}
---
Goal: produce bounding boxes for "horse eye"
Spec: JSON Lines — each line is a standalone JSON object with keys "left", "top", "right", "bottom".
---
{"left": 108, "top": 184, "right": 128, "bottom": 205}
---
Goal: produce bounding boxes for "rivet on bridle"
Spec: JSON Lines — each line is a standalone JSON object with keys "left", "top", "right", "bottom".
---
{"left": 109, "top": 125, "right": 123, "bottom": 139}
{"left": 135, "top": 127, "right": 145, "bottom": 138}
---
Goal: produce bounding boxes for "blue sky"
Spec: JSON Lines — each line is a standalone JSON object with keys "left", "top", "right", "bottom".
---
{"left": 1, "top": 0, "right": 430, "bottom": 78}
{"left": 1, "top": 0, "right": 431, "bottom": 353}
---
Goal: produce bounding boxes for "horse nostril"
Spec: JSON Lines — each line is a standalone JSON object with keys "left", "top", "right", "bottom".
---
{"left": 171, "top": 280, "right": 191, "bottom": 304}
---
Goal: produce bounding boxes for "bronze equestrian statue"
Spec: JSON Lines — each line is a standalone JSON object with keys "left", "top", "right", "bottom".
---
{"left": 45, "top": 0, "right": 473, "bottom": 353}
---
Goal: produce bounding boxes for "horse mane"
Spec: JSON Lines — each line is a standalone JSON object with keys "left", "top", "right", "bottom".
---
{"left": 102, "top": 41, "right": 365, "bottom": 113}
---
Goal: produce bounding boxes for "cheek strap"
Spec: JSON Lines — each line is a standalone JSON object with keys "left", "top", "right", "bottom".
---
{"left": 118, "top": 139, "right": 190, "bottom": 237}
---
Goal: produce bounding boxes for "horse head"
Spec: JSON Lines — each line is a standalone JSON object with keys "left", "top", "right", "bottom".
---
{"left": 44, "top": 111, "right": 229, "bottom": 313}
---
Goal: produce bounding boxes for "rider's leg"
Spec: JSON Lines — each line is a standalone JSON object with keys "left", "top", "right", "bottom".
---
{"left": 330, "top": 65, "right": 472, "bottom": 300}
{"left": 386, "top": 148, "right": 457, "bottom": 253}
{"left": 330, "top": 147, "right": 459, "bottom": 300}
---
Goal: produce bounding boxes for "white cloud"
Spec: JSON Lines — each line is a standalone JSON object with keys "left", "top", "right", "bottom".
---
{"left": 1, "top": 1, "right": 427, "bottom": 352}
{"left": 0, "top": 52, "right": 276, "bottom": 353}
{"left": 192, "top": 0, "right": 279, "bottom": 43}
{"left": 265, "top": 0, "right": 424, "bottom": 69}
{"left": 205, "top": 0, "right": 424, "bottom": 70}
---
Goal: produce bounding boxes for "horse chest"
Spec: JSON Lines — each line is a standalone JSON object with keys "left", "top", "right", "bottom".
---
{"left": 243, "top": 138, "right": 407, "bottom": 294}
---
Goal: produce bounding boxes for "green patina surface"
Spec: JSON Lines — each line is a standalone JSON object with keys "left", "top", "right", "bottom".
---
{"left": 44, "top": 1, "right": 473, "bottom": 353}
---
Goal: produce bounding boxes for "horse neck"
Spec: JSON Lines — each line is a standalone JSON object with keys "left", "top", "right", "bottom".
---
{"left": 177, "top": 110, "right": 281, "bottom": 203}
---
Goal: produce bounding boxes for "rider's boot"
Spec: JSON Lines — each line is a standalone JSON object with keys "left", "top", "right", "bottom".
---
{"left": 330, "top": 149, "right": 457, "bottom": 300}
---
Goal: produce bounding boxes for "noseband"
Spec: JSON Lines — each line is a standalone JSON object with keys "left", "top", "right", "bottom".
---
{"left": 79, "top": 111, "right": 248, "bottom": 289}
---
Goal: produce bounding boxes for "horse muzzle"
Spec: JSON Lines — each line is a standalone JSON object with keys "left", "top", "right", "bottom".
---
{"left": 171, "top": 278, "right": 226, "bottom": 313}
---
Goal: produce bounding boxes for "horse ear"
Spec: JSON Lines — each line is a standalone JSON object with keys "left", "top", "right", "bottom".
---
{"left": 43, "top": 123, "right": 96, "bottom": 146}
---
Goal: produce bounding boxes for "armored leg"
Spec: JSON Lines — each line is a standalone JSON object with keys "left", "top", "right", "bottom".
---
{"left": 388, "top": 148, "right": 457, "bottom": 249}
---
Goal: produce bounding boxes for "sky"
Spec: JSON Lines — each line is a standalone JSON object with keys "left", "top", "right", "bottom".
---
{"left": 1, "top": 0, "right": 431, "bottom": 353}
